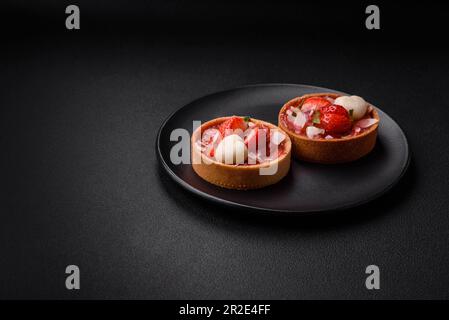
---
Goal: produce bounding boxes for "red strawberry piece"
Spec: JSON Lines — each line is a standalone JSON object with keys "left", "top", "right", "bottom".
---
{"left": 201, "top": 128, "right": 221, "bottom": 145}
{"left": 256, "top": 124, "right": 270, "bottom": 150}
{"left": 320, "top": 104, "right": 349, "bottom": 116}
{"left": 219, "top": 116, "right": 247, "bottom": 136}
{"left": 244, "top": 124, "right": 271, "bottom": 152}
{"left": 302, "top": 97, "right": 331, "bottom": 112}
{"left": 201, "top": 128, "right": 221, "bottom": 157}
{"left": 244, "top": 127, "right": 258, "bottom": 147}
{"left": 319, "top": 112, "right": 352, "bottom": 134}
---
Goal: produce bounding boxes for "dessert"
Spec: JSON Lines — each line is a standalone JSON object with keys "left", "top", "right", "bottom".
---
{"left": 191, "top": 116, "right": 291, "bottom": 190}
{"left": 278, "top": 93, "right": 379, "bottom": 163}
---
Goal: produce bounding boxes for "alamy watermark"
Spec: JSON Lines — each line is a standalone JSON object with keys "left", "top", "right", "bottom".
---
{"left": 365, "top": 265, "right": 380, "bottom": 290}
{"left": 365, "top": 5, "right": 380, "bottom": 30}
{"left": 65, "top": 265, "right": 80, "bottom": 290}
{"left": 65, "top": 5, "right": 80, "bottom": 30}
{"left": 64, "top": 5, "right": 378, "bottom": 31}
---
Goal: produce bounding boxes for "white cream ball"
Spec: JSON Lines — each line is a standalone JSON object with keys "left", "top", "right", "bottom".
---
{"left": 334, "top": 95, "right": 368, "bottom": 120}
{"left": 214, "top": 134, "right": 248, "bottom": 164}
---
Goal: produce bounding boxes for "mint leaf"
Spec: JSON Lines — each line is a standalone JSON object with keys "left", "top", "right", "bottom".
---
{"left": 312, "top": 110, "right": 321, "bottom": 124}
{"left": 243, "top": 116, "right": 250, "bottom": 122}
{"left": 349, "top": 109, "right": 354, "bottom": 120}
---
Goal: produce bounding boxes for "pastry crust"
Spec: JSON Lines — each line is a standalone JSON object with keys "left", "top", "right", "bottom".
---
{"left": 191, "top": 117, "right": 292, "bottom": 190}
{"left": 278, "top": 93, "right": 379, "bottom": 164}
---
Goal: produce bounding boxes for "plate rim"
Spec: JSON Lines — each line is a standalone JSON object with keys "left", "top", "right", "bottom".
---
{"left": 156, "top": 83, "right": 411, "bottom": 214}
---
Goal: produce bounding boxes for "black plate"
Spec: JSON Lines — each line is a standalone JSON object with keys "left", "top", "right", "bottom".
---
{"left": 157, "top": 84, "right": 410, "bottom": 213}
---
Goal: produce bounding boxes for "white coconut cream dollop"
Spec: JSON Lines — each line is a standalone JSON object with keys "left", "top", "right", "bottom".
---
{"left": 214, "top": 134, "right": 248, "bottom": 164}
{"left": 334, "top": 95, "right": 368, "bottom": 120}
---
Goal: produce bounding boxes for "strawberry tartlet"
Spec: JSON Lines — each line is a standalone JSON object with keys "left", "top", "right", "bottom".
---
{"left": 278, "top": 93, "right": 379, "bottom": 163}
{"left": 191, "top": 116, "right": 291, "bottom": 190}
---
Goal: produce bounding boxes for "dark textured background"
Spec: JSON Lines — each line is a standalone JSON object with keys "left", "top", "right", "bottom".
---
{"left": 1, "top": 1, "right": 449, "bottom": 299}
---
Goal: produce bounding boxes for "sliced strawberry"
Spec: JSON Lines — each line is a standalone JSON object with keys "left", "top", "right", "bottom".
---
{"left": 302, "top": 97, "right": 331, "bottom": 113}
{"left": 201, "top": 128, "right": 221, "bottom": 158}
{"left": 201, "top": 128, "right": 221, "bottom": 146}
{"left": 255, "top": 124, "right": 271, "bottom": 155}
{"left": 320, "top": 104, "right": 349, "bottom": 116}
{"left": 219, "top": 116, "right": 247, "bottom": 137}
{"left": 244, "top": 127, "right": 258, "bottom": 147}
{"left": 319, "top": 113, "right": 352, "bottom": 134}
{"left": 244, "top": 124, "right": 272, "bottom": 156}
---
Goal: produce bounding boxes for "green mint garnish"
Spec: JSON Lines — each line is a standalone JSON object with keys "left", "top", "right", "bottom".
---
{"left": 243, "top": 116, "right": 250, "bottom": 122}
{"left": 312, "top": 110, "right": 321, "bottom": 124}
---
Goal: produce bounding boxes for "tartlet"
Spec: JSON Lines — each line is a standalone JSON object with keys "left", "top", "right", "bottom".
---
{"left": 278, "top": 93, "right": 379, "bottom": 164}
{"left": 191, "top": 116, "right": 291, "bottom": 190}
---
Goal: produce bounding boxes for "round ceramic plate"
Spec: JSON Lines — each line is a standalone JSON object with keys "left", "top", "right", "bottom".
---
{"left": 156, "top": 84, "right": 410, "bottom": 213}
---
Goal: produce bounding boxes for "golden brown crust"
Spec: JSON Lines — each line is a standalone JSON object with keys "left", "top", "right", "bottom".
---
{"left": 278, "top": 93, "right": 379, "bottom": 164}
{"left": 191, "top": 117, "right": 292, "bottom": 190}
